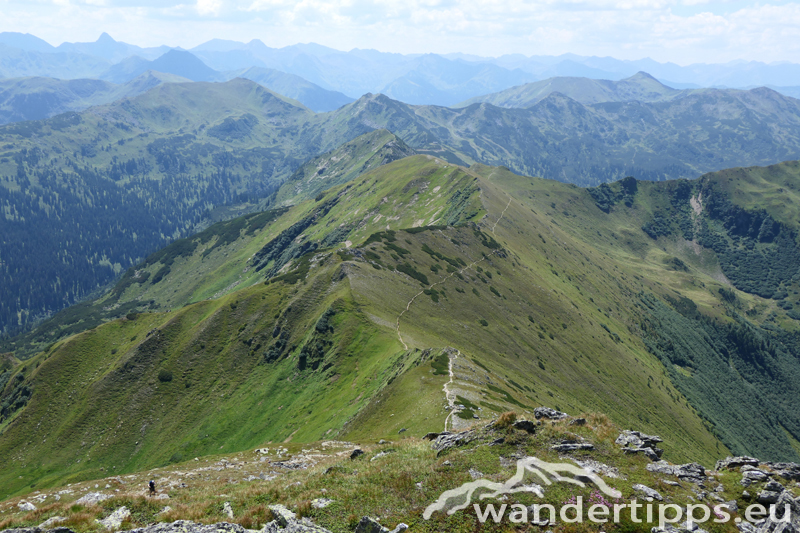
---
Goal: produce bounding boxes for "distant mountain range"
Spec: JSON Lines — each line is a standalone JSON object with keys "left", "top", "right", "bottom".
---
{"left": 4, "top": 31, "right": 800, "bottom": 107}
{"left": 0, "top": 71, "right": 190, "bottom": 124}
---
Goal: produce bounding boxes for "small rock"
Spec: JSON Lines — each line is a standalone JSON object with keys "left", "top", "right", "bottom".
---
{"left": 534, "top": 407, "right": 568, "bottom": 420}
{"left": 378, "top": 439, "right": 389, "bottom": 445}
{"left": 764, "top": 480, "right": 785, "bottom": 492}
{"left": 17, "top": 501, "right": 36, "bottom": 512}
{"left": 268, "top": 504, "right": 296, "bottom": 527}
{"left": 354, "top": 516, "right": 386, "bottom": 533}
{"left": 551, "top": 442, "right": 594, "bottom": 452}
{"left": 469, "top": 468, "right": 484, "bottom": 480}
{"left": 155, "top": 494, "right": 170, "bottom": 500}
{"left": 158, "top": 506, "right": 172, "bottom": 514}
{"left": 633, "top": 483, "right": 663, "bottom": 501}
{"left": 720, "top": 500, "right": 738, "bottom": 512}
{"left": 38, "top": 516, "right": 66, "bottom": 528}
{"left": 98, "top": 506, "right": 130, "bottom": 530}
{"left": 370, "top": 450, "right": 395, "bottom": 462}
{"left": 311, "top": 498, "right": 333, "bottom": 509}
{"left": 350, "top": 449, "right": 365, "bottom": 460}
{"left": 77, "top": 492, "right": 112, "bottom": 504}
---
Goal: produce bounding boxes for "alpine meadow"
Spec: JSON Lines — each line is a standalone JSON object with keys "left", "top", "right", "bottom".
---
{"left": 1, "top": 26, "right": 800, "bottom": 533}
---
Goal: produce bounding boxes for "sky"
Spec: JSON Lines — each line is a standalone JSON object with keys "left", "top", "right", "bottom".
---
{"left": 1, "top": 0, "right": 800, "bottom": 65}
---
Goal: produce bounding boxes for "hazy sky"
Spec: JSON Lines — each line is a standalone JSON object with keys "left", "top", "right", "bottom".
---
{"left": 2, "top": 0, "right": 799, "bottom": 64}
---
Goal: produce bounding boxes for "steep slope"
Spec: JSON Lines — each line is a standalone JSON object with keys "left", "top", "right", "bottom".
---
{"left": 0, "top": 71, "right": 190, "bottom": 125}
{"left": 456, "top": 71, "right": 686, "bottom": 107}
{"left": 271, "top": 129, "right": 415, "bottom": 207}
{"left": 0, "top": 156, "right": 492, "bottom": 497}
{"left": 12, "top": 156, "right": 800, "bottom": 498}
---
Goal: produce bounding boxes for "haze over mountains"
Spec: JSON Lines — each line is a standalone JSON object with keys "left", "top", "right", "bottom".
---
{"left": 3, "top": 31, "right": 800, "bottom": 107}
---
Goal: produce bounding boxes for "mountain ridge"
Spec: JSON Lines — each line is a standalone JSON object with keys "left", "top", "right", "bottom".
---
{"left": 5, "top": 154, "right": 800, "bottom": 500}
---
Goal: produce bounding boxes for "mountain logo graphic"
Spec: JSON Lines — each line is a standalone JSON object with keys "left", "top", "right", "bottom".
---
{"left": 423, "top": 457, "right": 622, "bottom": 519}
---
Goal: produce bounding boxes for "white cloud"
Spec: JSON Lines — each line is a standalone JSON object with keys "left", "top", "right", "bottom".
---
{"left": 196, "top": 0, "right": 222, "bottom": 15}
{"left": 0, "top": 0, "right": 798, "bottom": 64}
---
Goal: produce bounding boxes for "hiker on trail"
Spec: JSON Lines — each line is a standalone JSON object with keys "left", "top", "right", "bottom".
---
{"left": 149, "top": 480, "right": 155, "bottom": 496}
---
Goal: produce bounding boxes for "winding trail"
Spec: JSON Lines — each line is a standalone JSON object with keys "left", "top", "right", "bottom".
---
{"left": 394, "top": 195, "right": 512, "bottom": 350}
{"left": 442, "top": 349, "right": 459, "bottom": 432}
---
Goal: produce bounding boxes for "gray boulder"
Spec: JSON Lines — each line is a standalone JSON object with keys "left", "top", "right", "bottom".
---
{"left": 430, "top": 428, "right": 478, "bottom": 454}
{"left": 716, "top": 456, "right": 760, "bottom": 471}
{"left": 616, "top": 430, "right": 663, "bottom": 449}
{"left": 768, "top": 462, "right": 800, "bottom": 482}
{"left": 76, "top": 492, "right": 112, "bottom": 505}
{"left": 757, "top": 491, "right": 782, "bottom": 505}
{"left": 534, "top": 407, "right": 568, "bottom": 420}
{"left": 646, "top": 461, "right": 706, "bottom": 484}
{"left": 632, "top": 484, "right": 663, "bottom": 501}
{"left": 512, "top": 419, "right": 537, "bottom": 434}
{"left": 764, "top": 480, "right": 785, "bottom": 492}
{"left": 37, "top": 518, "right": 66, "bottom": 529}
{"left": 616, "top": 430, "right": 663, "bottom": 462}
{"left": 349, "top": 449, "right": 365, "bottom": 460}
{"left": 17, "top": 502, "right": 36, "bottom": 512}
{"left": 99, "top": 507, "right": 131, "bottom": 530}
{"left": 740, "top": 491, "right": 800, "bottom": 533}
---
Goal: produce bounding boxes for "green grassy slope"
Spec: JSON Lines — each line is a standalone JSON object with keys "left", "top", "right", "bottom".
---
{"left": 5, "top": 78, "right": 800, "bottom": 338}
{"left": 4, "top": 155, "right": 800, "bottom": 500}
{"left": 271, "top": 129, "right": 416, "bottom": 207}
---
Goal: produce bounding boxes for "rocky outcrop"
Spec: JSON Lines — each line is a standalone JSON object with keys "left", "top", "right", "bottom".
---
{"left": 736, "top": 491, "right": 800, "bottom": 533}
{"left": 646, "top": 461, "right": 706, "bottom": 484}
{"left": 716, "top": 456, "right": 760, "bottom": 471}
{"left": 430, "top": 429, "right": 479, "bottom": 454}
{"left": 615, "top": 430, "right": 663, "bottom": 461}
